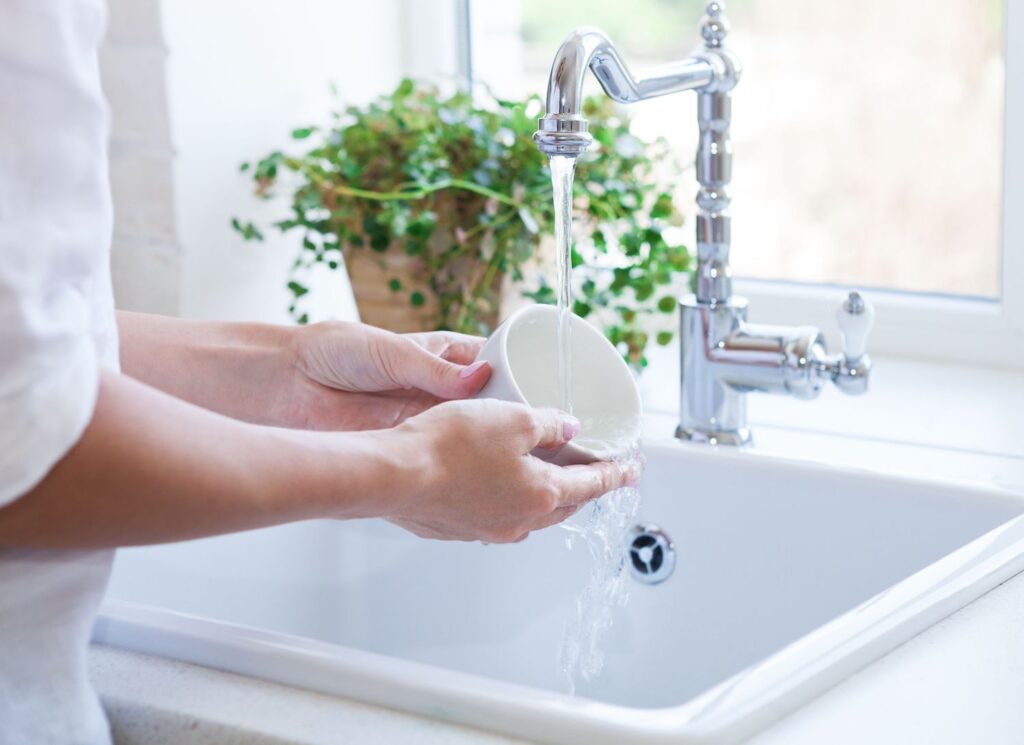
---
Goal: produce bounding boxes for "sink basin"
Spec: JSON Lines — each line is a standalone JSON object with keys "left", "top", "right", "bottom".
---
{"left": 95, "top": 440, "right": 1024, "bottom": 744}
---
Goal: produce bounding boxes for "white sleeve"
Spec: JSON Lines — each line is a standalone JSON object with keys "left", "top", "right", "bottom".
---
{"left": 0, "top": 0, "right": 114, "bottom": 505}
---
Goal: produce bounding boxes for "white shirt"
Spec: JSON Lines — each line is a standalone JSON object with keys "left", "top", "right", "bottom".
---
{"left": 1, "top": 1, "right": 117, "bottom": 743}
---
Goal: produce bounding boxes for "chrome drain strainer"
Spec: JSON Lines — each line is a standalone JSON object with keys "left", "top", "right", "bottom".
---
{"left": 628, "top": 524, "right": 675, "bottom": 585}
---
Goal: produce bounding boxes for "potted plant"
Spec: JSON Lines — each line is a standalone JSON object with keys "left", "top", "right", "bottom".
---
{"left": 233, "top": 79, "right": 690, "bottom": 367}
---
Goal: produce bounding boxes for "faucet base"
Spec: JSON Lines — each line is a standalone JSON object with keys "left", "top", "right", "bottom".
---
{"left": 675, "top": 424, "right": 751, "bottom": 447}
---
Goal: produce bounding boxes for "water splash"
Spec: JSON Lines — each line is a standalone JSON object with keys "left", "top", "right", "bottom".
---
{"left": 557, "top": 442, "right": 644, "bottom": 694}
{"left": 550, "top": 155, "right": 576, "bottom": 415}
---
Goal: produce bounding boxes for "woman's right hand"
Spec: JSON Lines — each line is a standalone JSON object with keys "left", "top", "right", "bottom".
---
{"left": 384, "top": 399, "right": 641, "bottom": 543}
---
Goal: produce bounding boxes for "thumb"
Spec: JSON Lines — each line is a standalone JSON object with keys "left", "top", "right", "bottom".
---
{"left": 386, "top": 338, "right": 491, "bottom": 399}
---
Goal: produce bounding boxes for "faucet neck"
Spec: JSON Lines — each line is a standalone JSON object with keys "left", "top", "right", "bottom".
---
{"left": 693, "top": 3, "right": 740, "bottom": 304}
{"left": 694, "top": 86, "right": 734, "bottom": 304}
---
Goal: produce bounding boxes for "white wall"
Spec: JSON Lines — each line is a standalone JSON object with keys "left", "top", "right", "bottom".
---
{"left": 162, "top": 0, "right": 416, "bottom": 323}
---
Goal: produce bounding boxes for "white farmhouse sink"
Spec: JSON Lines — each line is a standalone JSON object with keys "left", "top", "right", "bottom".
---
{"left": 95, "top": 440, "right": 1024, "bottom": 744}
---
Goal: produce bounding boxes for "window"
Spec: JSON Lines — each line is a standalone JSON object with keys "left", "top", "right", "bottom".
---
{"left": 464, "top": 0, "right": 1024, "bottom": 367}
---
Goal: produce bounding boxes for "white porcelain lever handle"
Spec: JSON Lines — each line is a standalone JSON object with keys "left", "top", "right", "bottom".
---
{"left": 836, "top": 291, "right": 874, "bottom": 360}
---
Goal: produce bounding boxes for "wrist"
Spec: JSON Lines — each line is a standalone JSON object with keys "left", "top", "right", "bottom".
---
{"left": 281, "top": 425, "right": 434, "bottom": 522}
{"left": 241, "top": 322, "right": 322, "bottom": 429}
{"left": 213, "top": 321, "right": 309, "bottom": 428}
{"left": 366, "top": 424, "right": 437, "bottom": 520}
{"left": 118, "top": 312, "right": 307, "bottom": 428}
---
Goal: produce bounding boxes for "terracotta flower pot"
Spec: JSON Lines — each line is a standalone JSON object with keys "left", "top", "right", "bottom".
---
{"left": 344, "top": 251, "right": 439, "bottom": 333}
{"left": 344, "top": 231, "right": 515, "bottom": 336}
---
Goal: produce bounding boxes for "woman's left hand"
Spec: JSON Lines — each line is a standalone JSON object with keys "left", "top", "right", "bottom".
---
{"left": 285, "top": 321, "right": 491, "bottom": 431}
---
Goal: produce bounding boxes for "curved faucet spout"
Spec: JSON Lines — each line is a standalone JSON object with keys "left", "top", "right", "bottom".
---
{"left": 533, "top": 27, "right": 721, "bottom": 157}
{"left": 544, "top": 27, "right": 716, "bottom": 115}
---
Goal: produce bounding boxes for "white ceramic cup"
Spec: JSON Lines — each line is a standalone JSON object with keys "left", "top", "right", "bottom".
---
{"left": 472, "top": 304, "right": 642, "bottom": 466}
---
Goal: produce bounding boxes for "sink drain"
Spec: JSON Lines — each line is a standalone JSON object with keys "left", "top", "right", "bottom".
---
{"left": 628, "top": 524, "right": 675, "bottom": 585}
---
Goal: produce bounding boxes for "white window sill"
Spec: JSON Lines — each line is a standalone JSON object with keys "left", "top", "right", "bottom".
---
{"left": 638, "top": 342, "right": 1024, "bottom": 493}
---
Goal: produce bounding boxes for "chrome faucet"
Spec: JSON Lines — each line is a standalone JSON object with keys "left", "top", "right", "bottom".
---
{"left": 534, "top": 1, "right": 873, "bottom": 446}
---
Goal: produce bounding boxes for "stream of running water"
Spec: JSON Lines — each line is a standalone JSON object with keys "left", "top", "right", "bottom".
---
{"left": 547, "top": 154, "right": 643, "bottom": 694}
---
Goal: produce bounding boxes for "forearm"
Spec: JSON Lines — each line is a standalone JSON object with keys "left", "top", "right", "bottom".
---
{"left": 117, "top": 311, "right": 306, "bottom": 426}
{"left": 0, "top": 371, "right": 416, "bottom": 549}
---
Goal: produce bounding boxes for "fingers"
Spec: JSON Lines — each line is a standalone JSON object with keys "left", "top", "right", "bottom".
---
{"left": 405, "top": 331, "right": 486, "bottom": 365}
{"left": 439, "top": 333, "right": 486, "bottom": 365}
{"left": 385, "top": 337, "right": 491, "bottom": 399}
{"left": 521, "top": 406, "right": 581, "bottom": 451}
{"left": 548, "top": 459, "right": 642, "bottom": 508}
{"left": 516, "top": 457, "right": 642, "bottom": 538}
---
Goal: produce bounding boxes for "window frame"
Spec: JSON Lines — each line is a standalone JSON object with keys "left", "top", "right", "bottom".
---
{"left": 453, "top": 0, "right": 1024, "bottom": 368}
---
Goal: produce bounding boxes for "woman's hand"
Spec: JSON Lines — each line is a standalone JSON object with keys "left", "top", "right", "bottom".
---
{"left": 383, "top": 399, "right": 641, "bottom": 543}
{"left": 288, "top": 322, "right": 492, "bottom": 431}
{"left": 117, "top": 312, "right": 489, "bottom": 432}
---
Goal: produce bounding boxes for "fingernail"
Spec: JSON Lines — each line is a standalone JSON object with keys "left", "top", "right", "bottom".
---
{"left": 459, "top": 360, "right": 487, "bottom": 379}
{"left": 562, "top": 415, "right": 581, "bottom": 441}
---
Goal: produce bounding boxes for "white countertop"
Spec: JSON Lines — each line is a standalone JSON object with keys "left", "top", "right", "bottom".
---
{"left": 90, "top": 352, "right": 1024, "bottom": 744}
